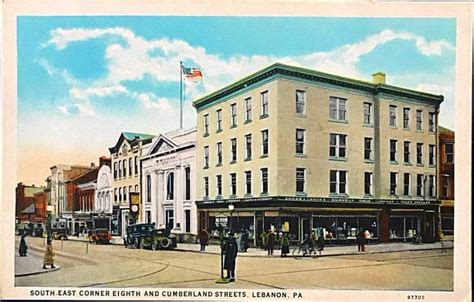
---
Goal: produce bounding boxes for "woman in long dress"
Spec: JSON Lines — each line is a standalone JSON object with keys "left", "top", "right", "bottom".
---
{"left": 43, "top": 240, "right": 56, "bottom": 269}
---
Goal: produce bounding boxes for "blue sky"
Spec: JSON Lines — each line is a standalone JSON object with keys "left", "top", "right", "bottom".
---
{"left": 17, "top": 16, "right": 456, "bottom": 184}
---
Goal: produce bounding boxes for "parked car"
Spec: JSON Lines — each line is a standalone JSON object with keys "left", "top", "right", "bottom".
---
{"left": 124, "top": 223, "right": 177, "bottom": 250}
{"left": 89, "top": 228, "right": 112, "bottom": 244}
{"left": 51, "top": 228, "right": 68, "bottom": 240}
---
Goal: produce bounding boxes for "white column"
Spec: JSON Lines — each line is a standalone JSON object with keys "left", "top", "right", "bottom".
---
{"left": 175, "top": 164, "right": 183, "bottom": 231}
{"left": 151, "top": 170, "right": 159, "bottom": 224}
{"left": 157, "top": 171, "right": 165, "bottom": 228}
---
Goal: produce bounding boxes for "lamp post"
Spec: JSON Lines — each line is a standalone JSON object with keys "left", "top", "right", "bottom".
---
{"left": 46, "top": 205, "right": 54, "bottom": 241}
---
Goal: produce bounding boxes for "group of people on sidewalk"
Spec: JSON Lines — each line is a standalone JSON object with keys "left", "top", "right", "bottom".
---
{"left": 259, "top": 229, "right": 326, "bottom": 257}
{"left": 17, "top": 235, "right": 56, "bottom": 269}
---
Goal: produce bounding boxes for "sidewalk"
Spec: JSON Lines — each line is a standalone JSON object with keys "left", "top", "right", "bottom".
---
{"left": 68, "top": 235, "right": 453, "bottom": 258}
{"left": 15, "top": 253, "right": 60, "bottom": 277}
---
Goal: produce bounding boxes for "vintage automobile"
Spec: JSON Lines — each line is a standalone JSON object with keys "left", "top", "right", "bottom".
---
{"left": 89, "top": 228, "right": 112, "bottom": 244}
{"left": 124, "top": 223, "right": 177, "bottom": 250}
{"left": 17, "top": 223, "right": 45, "bottom": 237}
{"left": 51, "top": 228, "right": 69, "bottom": 240}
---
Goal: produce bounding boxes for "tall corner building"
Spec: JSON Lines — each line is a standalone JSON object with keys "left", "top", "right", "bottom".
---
{"left": 192, "top": 63, "right": 443, "bottom": 245}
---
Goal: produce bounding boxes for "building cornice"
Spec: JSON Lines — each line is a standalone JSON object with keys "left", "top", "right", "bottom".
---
{"left": 192, "top": 63, "right": 444, "bottom": 111}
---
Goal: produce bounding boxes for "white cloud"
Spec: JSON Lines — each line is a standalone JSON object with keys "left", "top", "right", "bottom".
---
{"left": 69, "top": 85, "right": 128, "bottom": 101}
{"left": 58, "top": 103, "right": 96, "bottom": 117}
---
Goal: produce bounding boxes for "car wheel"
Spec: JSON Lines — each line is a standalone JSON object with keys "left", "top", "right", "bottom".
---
{"left": 139, "top": 239, "right": 146, "bottom": 249}
{"left": 151, "top": 241, "right": 158, "bottom": 251}
{"left": 160, "top": 237, "right": 171, "bottom": 249}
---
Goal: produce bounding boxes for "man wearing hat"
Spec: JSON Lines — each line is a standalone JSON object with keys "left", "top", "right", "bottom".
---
{"left": 223, "top": 231, "right": 238, "bottom": 282}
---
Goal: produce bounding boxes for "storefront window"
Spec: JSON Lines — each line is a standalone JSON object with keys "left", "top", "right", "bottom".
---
{"left": 390, "top": 215, "right": 419, "bottom": 240}
{"left": 313, "top": 215, "right": 378, "bottom": 241}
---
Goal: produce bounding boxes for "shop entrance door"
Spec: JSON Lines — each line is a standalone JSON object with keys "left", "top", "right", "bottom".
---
{"left": 424, "top": 211, "right": 436, "bottom": 243}
{"left": 299, "top": 217, "right": 310, "bottom": 241}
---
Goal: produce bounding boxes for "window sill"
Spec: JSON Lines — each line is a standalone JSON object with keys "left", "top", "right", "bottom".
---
{"left": 390, "top": 161, "right": 399, "bottom": 165}
{"left": 295, "top": 113, "right": 306, "bottom": 118}
{"left": 216, "top": 129, "right": 223, "bottom": 134}
{"left": 260, "top": 114, "right": 269, "bottom": 120}
{"left": 203, "top": 133, "right": 209, "bottom": 137}
{"left": 428, "top": 130, "right": 435, "bottom": 134}
{"left": 429, "top": 164, "right": 436, "bottom": 168}
{"left": 416, "top": 130, "right": 424, "bottom": 133}
{"left": 295, "top": 153, "right": 306, "bottom": 158}
{"left": 389, "top": 126, "right": 398, "bottom": 129}
{"left": 230, "top": 124, "right": 237, "bottom": 129}
{"left": 329, "top": 193, "right": 349, "bottom": 198}
{"left": 363, "top": 195, "right": 374, "bottom": 199}
{"left": 260, "top": 154, "right": 268, "bottom": 159}
{"left": 329, "top": 119, "right": 348, "bottom": 124}
{"left": 295, "top": 192, "right": 307, "bottom": 197}
{"left": 362, "top": 123, "right": 374, "bottom": 128}
{"left": 389, "top": 194, "right": 399, "bottom": 198}
{"left": 244, "top": 158, "right": 252, "bottom": 162}
{"left": 364, "top": 159, "right": 374, "bottom": 164}
{"left": 215, "top": 163, "right": 222, "bottom": 167}
{"left": 403, "top": 162, "right": 412, "bottom": 166}
{"left": 403, "top": 195, "right": 412, "bottom": 199}
{"left": 244, "top": 194, "right": 253, "bottom": 198}
{"left": 244, "top": 119, "right": 252, "bottom": 124}
{"left": 330, "top": 157, "right": 348, "bottom": 162}
{"left": 417, "top": 163, "right": 424, "bottom": 167}
{"left": 215, "top": 195, "right": 223, "bottom": 200}
{"left": 260, "top": 193, "right": 269, "bottom": 197}
{"left": 203, "top": 166, "right": 209, "bottom": 170}
{"left": 403, "top": 127, "right": 410, "bottom": 131}
{"left": 230, "top": 160, "right": 237, "bottom": 165}
{"left": 203, "top": 197, "right": 209, "bottom": 201}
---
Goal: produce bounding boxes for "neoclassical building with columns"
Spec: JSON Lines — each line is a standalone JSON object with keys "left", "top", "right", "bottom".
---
{"left": 140, "top": 128, "right": 197, "bottom": 241}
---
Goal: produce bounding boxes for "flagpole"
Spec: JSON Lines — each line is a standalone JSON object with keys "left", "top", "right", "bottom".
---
{"left": 180, "top": 61, "right": 183, "bottom": 130}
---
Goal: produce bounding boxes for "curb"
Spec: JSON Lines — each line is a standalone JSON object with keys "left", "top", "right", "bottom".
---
{"left": 15, "top": 266, "right": 61, "bottom": 277}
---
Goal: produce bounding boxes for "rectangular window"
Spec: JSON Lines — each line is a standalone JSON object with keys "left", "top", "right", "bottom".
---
{"left": 416, "top": 110, "right": 423, "bottom": 131}
{"left": 445, "top": 143, "right": 454, "bottom": 163}
{"left": 123, "top": 160, "right": 127, "bottom": 177}
{"left": 403, "top": 173, "right": 410, "bottom": 196}
{"left": 442, "top": 175, "right": 450, "bottom": 197}
{"left": 296, "top": 168, "right": 305, "bottom": 193}
{"left": 390, "top": 140, "right": 397, "bottom": 162}
{"left": 216, "top": 142, "right": 222, "bottom": 165}
{"left": 114, "top": 188, "right": 117, "bottom": 202}
{"left": 230, "top": 103, "right": 237, "bottom": 127}
{"left": 216, "top": 175, "right": 222, "bottom": 196}
{"left": 203, "top": 177, "right": 209, "bottom": 198}
{"left": 114, "top": 162, "right": 117, "bottom": 179}
{"left": 165, "top": 210, "right": 174, "bottom": 230}
{"left": 230, "top": 138, "right": 237, "bottom": 162}
{"left": 204, "top": 146, "right": 209, "bottom": 168}
{"left": 123, "top": 186, "right": 127, "bottom": 201}
{"left": 204, "top": 114, "right": 209, "bottom": 135}
{"left": 390, "top": 172, "right": 397, "bottom": 195}
{"left": 364, "top": 138, "right": 373, "bottom": 160}
{"left": 245, "top": 97, "right": 252, "bottom": 121}
{"left": 417, "top": 143, "right": 423, "bottom": 165}
{"left": 216, "top": 109, "right": 222, "bottom": 131}
{"left": 146, "top": 175, "right": 151, "bottom": 203}
{"left": 404, "top": 141, "right": 411, "bottom": 163}
{"left": 129, "top": 158, "right": 132, "bottom": 177}
{"left": 230, "top": 173, "right": 237, "bottom": 196}
{"left": 296, "top": 90, "right": 306, "bottom": 114}
{"left": 329, "top": 96, "right": 347, "bottom": 121}
{"left": 330, "top": 170, "right": 347, "bottom": 194}
{"left": 261, "top": 91, "right": 269, "bottom": 116}
{"left": 364, "top": 172, "right": 372, "bottom": 196}
{"left": 134, "top": 156, "right": 138, "bottom": 175}
{"left": 429, "top": 144, "right": 435, "bottom": 166}
{"left": 428, "top": 175, "right": 435, "bottom": 197}
{"left": 185, "top": 210, "right": 191, "bottom": 233}
{"left": 296, "top": 129, "right": 305, "bottom": 155}
{"left": 185, "top": 167, "right": 191, "bottom": 200}
{"left": 119, "top": 188, "right": 122, "bottom": 201}
{"left": 389, "top": 105, "right": 397, "bottom": 127}
{"left": 363, "top": 102, "right": 372, "bottom": 125}
{"left": 245, "top": 171, "right": 252, "bottom": 195}
{"left": 403, "top": 108, "right": 410, "bottom": 129}
{"left": 330, "top": 134, "right": 347, "bottom": 158}
{"left": 261, "top": 168, "right": 268, "bottom": 194}
{"left": 245, "top": 134, "right": 252, "bottom": 160}
{"left": 119, "top": 161, "right": 122, "bottom": 178}
{"left": 261, "top": 130, "right": 269, "bottom": 156}
{"left": 428, "top": 112, "right": 435, "bottom": 133}
{"left": 417, "top": 174, "right": 424, "bottom": 196}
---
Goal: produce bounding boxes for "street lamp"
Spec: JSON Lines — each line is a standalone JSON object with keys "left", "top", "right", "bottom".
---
{"left": 228, "top": 204, "right": 234, "bottom": 232}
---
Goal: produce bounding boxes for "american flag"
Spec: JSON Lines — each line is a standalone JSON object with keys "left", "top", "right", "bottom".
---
{"left": 182, "top": 66, "right": 203, "bottom": 82}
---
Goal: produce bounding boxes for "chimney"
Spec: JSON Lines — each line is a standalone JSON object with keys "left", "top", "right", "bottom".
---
{"left": 372, "top": 72, "right": 386, "bottom": 85}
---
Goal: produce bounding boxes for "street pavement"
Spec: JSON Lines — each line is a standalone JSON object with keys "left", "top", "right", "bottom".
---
{"left": 15, "top": 236, "right": 453, "bottom": 290}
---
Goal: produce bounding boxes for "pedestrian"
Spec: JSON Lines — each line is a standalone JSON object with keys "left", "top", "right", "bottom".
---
{"left": 259, "top": 230, "right": 267, "bottom": 250}
{"left": 239, "top": 229, "right": 249, "bottom": 252}
{"left": 43, "top": 239, "right": 56, "bottom": 269}
{"left": 363, "top": 230, "right": 370, "bottom": 252}
{"left": 199, "top": 229, "right": 210, "bottom": 252}
{"left": 223, "top": 232, "right": 238, "bottom": 282}
{"left": 280, "top": 233, "right": 290, "bottom": 257}
{"left": 267, "top": 229, "right": 275, "bottom": 256}
{"left": 356, "top": 230, "right": 364, "bottom": 252}
{"left": 301, "top": 234, "right": 313, "bottom": 256}
{"left": 19, "top": 234, "right": 28, "bottom": 257}
{"left": 317, "top": 234, "right": 325, "bottom": 255}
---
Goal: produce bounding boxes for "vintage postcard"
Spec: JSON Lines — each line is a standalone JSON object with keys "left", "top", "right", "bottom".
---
{"left": 1, "top": 1, "right": 472, "bottom": 301}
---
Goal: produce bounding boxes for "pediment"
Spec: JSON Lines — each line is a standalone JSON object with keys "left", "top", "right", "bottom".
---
{"left": 148, "top": 135, "right": 178, "bottom": 156}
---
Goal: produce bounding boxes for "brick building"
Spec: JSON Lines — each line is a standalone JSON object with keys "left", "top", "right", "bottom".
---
{"left": 15, "top": 182, "right": 45, "bottom": 223}
{"left": 438, "top": 126, "right": 454, "bottom": 235}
